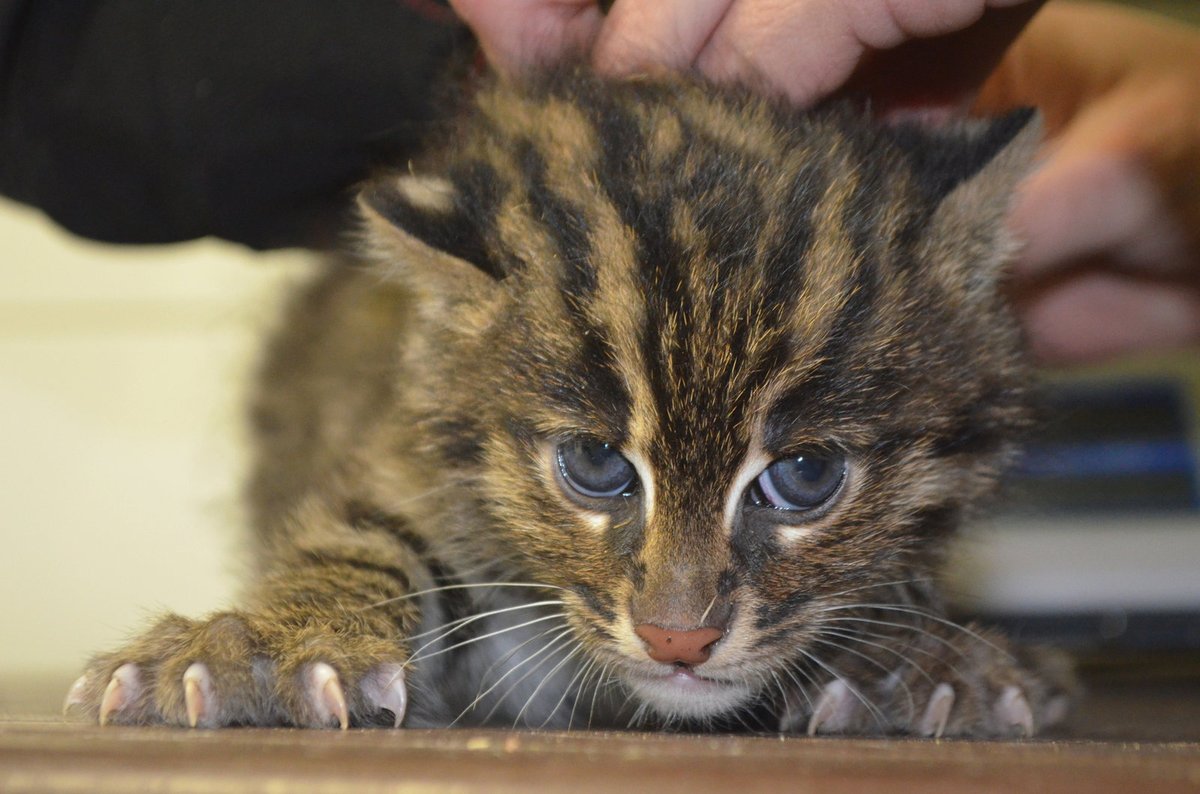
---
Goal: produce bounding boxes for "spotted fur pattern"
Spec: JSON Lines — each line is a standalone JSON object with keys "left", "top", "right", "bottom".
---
{"left": 70, "top": 69, "right": 1074, "bottom": 736}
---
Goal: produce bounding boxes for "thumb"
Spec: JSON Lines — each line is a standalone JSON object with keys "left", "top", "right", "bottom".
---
{"left": 449, "top": 0, "right": 604, "bottom": 75}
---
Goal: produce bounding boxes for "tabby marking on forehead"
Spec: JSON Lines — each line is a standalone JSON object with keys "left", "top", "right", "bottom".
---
{"left": 638, "top": 105, "right": 684, "bottom": 166}
{"left": 483, "top": 88, "right": 663, "bottom": 453}
{"left": 494, "top": 192, "right": 558, "bottom": 279}
{"left": 786, "top": 170, "right": 860, "bottom": 347}
{"left": 478, "top": 92, "right": 600, "bottom": 177}
{"left": 672, "top": 87, "right": 782, "bottom": 161}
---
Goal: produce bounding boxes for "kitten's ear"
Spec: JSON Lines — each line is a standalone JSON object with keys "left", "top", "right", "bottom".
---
{"left": 888, "top": 108, "right": 1040, "bottom": 206}
{"left": 358, "top": 173, "right": 502, "bottom": 306}
{"left": 898, "top": 109, "right": 1042, "bottom": 297}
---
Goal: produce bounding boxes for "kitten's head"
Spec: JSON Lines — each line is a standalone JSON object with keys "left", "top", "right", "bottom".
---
{"left": 362, "top": 71, "right": 1038, "bottom": 722}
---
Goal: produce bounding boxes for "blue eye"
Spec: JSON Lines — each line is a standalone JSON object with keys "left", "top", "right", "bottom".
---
{"left": 556, "top": 438, "right": 637, "bottom": 498}
{"left": 750, "top": 450, "right": 846, "bottom": 511}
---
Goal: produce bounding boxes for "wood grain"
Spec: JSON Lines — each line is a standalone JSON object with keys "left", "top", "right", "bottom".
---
{"left": 2, "top": 721, "right": 1199, "bottom": 794}
{"left": 4, "top": 673, "right": 1199, "bottom": 793}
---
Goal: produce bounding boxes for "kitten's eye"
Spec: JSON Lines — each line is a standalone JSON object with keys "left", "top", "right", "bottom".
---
{"left": 556, "top": 438, "right": 637, "bottom": 498}
{"left": 749, "top": 450, "right": 846, "bottom": 511}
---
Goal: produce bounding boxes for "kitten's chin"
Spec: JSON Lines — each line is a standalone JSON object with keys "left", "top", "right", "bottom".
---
{"left": 627, "top": 667, "right": 754, "bottom": 720}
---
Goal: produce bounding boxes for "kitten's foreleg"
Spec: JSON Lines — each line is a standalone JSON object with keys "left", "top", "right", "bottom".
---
{"left": 66, "top": 507, "right": 433, "bottom": 729}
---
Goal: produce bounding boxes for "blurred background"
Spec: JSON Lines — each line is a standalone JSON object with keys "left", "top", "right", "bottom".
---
{"left": 1, "top": 0, "right": 1198, "bottom": 711}
{"left": 0, "top": 200, "right": 314, "bottom": 700}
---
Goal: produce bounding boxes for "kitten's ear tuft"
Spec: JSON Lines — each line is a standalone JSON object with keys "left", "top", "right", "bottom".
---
{"left": 888, "top": 108, "right": 1041, "bottom": 205}
{"left": 358, "top": 173, "right": 504, "bottom": 310}
{"left": 359, "top": 172, "right": 502, "bottom": 281}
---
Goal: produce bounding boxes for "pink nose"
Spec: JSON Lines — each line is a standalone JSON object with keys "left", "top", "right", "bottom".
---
{"left": 634, "top": 624, "right": 723, "bottom": 665}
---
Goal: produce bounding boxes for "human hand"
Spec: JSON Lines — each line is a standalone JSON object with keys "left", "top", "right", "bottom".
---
{"left": 449, "top": 0, "right": 1042, "bottom": 109}
{"left": 977, "top": 2, "right": 1200, "bottom": 363}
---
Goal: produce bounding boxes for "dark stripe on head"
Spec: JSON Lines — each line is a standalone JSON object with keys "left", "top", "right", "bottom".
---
{"left": 449, "top": 160, "right": 508, "bottom": 276}
{"left": 517, "top": 139, "right": 593, "bottom": 280}
{"left": 764, "top": 258, "right": 880, "bottom": 448}
{"left": 511, "top": 138, "right": 632, "bottom": 425}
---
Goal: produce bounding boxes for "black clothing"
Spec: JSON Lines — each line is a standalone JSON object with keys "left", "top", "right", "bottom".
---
{"left": 0, "top": 1, "right": 464, "bottom": 249}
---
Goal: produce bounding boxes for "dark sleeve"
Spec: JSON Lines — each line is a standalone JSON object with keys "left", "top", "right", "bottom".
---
{"left": 0, "top": 1, "right": 467, "bottom": 249}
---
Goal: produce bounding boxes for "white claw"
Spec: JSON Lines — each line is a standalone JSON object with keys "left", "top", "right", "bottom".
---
{"left": 360, "top": 664, "right": 407, "bottom": 728}
{"left": 995, "top": 685, "right": 1035, "bottom": 738}
{"left": 306, "top": 662, "right": 349, "bottom": 730}
{"left": 918, "top": 683, "right": 956, "bottom": 738}
{"left": 62, "top": 674, "right": 89, "bottom": 716}
{"left": 183, "top": 662, "right": 215, "bottom": 728}
{"left": 807, "top": 679, "right": 855, "bottom": 736}
{"left": 99, "top": 663, "right": 141, "bottom": 726}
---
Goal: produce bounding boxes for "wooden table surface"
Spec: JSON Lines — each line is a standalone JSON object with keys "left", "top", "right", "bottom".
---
{"left": 3, "top": 674, "right": 1199, "bottom": 793}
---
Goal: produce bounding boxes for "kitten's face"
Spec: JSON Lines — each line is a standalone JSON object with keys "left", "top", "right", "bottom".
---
{"left": 364, "top": 73, "right": 1035, "bottom": 721}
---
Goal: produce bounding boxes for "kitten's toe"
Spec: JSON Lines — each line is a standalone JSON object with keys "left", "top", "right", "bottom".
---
{"left": 917, "top": 682, "right": 955, "bottom": 738}
{"left": 76, "top": 612, "right": 413, "bottom": 728}
{"left": 994, "top": 684, "right": 1034, "bottom": 738}
{"left": 807, "top": 679, "right": 859, "bottom": 736}
{"left": 99, "top": 663, "right": 144, "bottom": 726}
{"left": 182, "top": 662, "right": 217, "bottom": 728}
{"left": 359, "top": 663, "right": 407, "bottom": 728}
{"left": 303, "top": 662, "right": 350, "bottom": 730}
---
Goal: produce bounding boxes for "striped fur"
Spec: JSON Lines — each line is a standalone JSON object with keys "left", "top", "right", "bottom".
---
{"left": 77, "top": 69, "right": 1073, "bottom": 736}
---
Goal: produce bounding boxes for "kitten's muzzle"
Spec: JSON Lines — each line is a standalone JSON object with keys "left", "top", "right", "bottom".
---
{"left": 634, "top": 624, "right": 723, "bottom": 665}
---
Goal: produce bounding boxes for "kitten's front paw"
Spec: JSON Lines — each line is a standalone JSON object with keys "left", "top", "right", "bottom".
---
{"left": 779, "top": 628, "right": 1075, "bottom": 738}
{"left": 64, "top": 612, "right": 409, "bottom": 729}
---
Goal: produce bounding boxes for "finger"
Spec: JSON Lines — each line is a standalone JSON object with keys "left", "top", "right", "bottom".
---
{"left": 1009, "top": 77, "right": 1197, "bottom": 279}
{"left": 597, "top": 0, "right": 1039, "bottom": 107}
{"left": 592, "top": 0, "right": 734, "bottom": 76}
{"left": 1011, "top": 147, "right": 1189, "bottom": 278}
{"left": 1021, "top": 273, "right": 1200, "bottom": 363}
{"left": 978, "top": 2, "right": 1200, "bottom": 279}
{"left": 842, "top": 2, "right": 1046, "bottom": 117}
{"left": 976, "top": 2, "right": 1200, "bottom": 130}
{"left": 449, "top": 0, "right": 604, "bottom": 75}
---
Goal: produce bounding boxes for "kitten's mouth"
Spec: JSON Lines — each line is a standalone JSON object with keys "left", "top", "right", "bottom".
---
{"left": 663, "top": 664, "right": 718, "bottom": 686}
{"left": 624, "top": 663, "right": 754, "bottom": 719}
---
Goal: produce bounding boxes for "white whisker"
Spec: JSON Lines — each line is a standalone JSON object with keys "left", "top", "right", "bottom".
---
{"left": 407, "top": 612, "right": 566, "bottom": 667}
{"left": 451, "top": 624, "right": 566, "bottom": 726}
{"left": 483, "top": 629, "right": 577, "bottom": 725}
{"left": 795, "top": 648, "right": 887, "bottom": 730}
{"left": 406, "top": 599, "right": 564, "bottom": 643}
{"left": 360, "top": 581, "right": 567, "bottom": 611}
{"left": 520, "top": 642, "right": 583, "bottom": 728}
{"left": 778, "top": 664, "right": 815, "bottom": 716}
{"left": 807, "top": 634, "right": 916, "bottom": 718}
{"left": 460, "top": 627, "right": 575, "bottom": 726}
{"left": 588, "top": 661, "right": 612, "bottom": 729}
{"left": 562, "top": 655, "right": 600, "bottom": 731}
{"left": 815, "top": 618, "right": 961, "bottom": 672}
{"left": 815, "top": 603, "right": 1010, "bottom": 659}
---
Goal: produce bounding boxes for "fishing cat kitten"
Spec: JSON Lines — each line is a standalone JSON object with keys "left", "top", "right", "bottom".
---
{"left": 67, "top": 68, "right": 1073, "bottom": 736}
